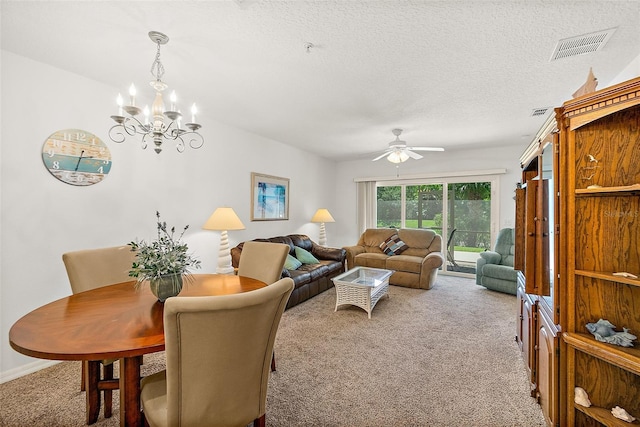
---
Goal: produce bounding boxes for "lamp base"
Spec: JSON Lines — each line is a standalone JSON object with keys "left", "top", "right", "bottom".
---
{"left": 318, "top": 222, "right": 327, "bottom": 246}
{"left": 215, "top": 266, "right": 235, "bottom": 275}
{"left": 217, "top": 230, "right": 234, "bottom": 275}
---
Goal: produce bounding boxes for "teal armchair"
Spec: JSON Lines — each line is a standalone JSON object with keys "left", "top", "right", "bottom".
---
{"left": 476, "top": 228, "right": 517, "bottom": 295}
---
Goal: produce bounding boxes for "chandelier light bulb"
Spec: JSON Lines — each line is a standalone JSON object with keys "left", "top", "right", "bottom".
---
{"left": 129, "top": 84, "right": 137, "bottom": 106}
{"left": 143, "top": 106, "right": 150, "bottom": 125}
{"left": 191, "top": 103, "right": 198, "bottom": 123}
{"left": 170, "top": 91, "right": 177, "bottom": 111}
{"left": 116, "top": 93, "right": 124, "bottom": 115}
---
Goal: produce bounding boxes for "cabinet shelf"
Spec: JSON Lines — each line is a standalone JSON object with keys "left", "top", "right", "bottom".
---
{"left": 575, "top": 270, "right": 640, "bottom": 288}
{"left": 575, "top": 404, "right": 640, "bottom": 426}
{"left": 563, "top": 332, "right": 640, "bottom": 376}
{"left": 575, "top": 183, "right": 640, "bottom": 196}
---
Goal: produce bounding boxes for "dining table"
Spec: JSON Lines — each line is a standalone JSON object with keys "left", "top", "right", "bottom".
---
{"left": 9, "top": 273, "right": 266, "bottom": 427}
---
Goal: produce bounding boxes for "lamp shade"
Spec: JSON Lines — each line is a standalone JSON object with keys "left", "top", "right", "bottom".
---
{"left": 311, "top": 208, "right": 335, "bottom": 223}
{"left": 202, "top": 207, "right": 245, "bottom": 231}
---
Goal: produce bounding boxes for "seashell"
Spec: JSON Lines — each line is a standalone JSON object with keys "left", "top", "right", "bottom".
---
{"left": 574, "top": 387, "right": 591, "bottom": 407}
{"left": 611, "top": 406, "right": 636, "bottom": 423}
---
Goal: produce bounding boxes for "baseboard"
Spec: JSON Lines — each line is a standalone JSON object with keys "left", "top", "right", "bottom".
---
{"left": 0, "top": 359, "right": 60, "bottom": 384}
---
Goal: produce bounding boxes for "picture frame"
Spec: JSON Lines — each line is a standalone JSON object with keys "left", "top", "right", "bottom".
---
{"left": 251, "top": 172, "right": 290, "bottom": 221}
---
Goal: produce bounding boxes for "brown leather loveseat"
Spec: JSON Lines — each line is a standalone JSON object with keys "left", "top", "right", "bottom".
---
{"left": 343, "top": 228, "right": 444, "bottom": 289}
{"left": 231, "top": 234, "right": 346, "bottom": 309}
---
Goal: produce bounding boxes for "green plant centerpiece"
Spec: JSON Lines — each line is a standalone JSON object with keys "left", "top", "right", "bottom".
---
{"left": 129, "top": 211, "right": 201, "bottom": 302}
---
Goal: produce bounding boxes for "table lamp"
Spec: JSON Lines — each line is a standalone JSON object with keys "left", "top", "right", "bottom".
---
{"left": 311, "top": 208, "right": 335, "bottom": 246}
{"left": 203, "top": 207, "right": 245, "bottom": 274}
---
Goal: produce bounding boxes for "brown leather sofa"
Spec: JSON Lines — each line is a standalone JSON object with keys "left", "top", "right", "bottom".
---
{"left": 231, "top": 234, "right": 346, "bottom": 309}
{"left": 343, "top": 228, "right": 444, "bottom": 289}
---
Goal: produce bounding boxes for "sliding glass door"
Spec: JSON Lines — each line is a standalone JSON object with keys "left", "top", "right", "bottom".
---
{"left": 376, "top": 179, "right": 494, "bottom": 276}
{"left": 446, "top": 182, "right": 492, "bottom": 275}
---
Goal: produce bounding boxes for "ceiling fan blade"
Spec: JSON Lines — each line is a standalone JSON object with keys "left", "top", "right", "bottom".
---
{"left": 372, "top": 152, "right": 390, "bottom": 161}
{"left": 407, "top": 146, "right": 445, "bottom": 152}
{"left": 406, "top": 150, "right": 423, "bottom": 160}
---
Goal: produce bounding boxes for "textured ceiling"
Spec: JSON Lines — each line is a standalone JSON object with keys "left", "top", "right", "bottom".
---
{"left": 2, "top": 1, "right": 640, "bottom": 161}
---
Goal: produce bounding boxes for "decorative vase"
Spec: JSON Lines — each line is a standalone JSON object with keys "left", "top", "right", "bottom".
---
{"left": 149, "top": 274, "right": 183, "bottom": 302}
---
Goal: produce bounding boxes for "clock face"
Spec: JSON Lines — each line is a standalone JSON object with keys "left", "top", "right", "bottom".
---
{"left": 42, "top": 129, "right": 112, "bottom": 186}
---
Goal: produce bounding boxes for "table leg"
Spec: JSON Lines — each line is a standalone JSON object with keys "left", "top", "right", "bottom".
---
{"left": 119, "top": 356, "right": 143, "bottom": 427}
{"left": 84, "top": 360, "right": 101, "bottom": 425}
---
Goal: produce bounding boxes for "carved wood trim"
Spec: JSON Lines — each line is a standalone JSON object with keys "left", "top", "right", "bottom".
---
{"left": 561, "top": 77, "right": 640, "bottom": 130}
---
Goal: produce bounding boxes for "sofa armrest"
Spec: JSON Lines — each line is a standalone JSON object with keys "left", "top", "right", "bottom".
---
{"left": 311, "top": 244, "right": 347, "bottom": 262}
{"left": 422, "top": 251, "right": 444, "bottom": 270}
{"left": 479, "top": 250, "right": 501, "bottom": 265}
{"left": 419, "top": 252, "right": 444, "bottom": 289}
{"left": 343, "top": 245, "right": 365, "bottom": 270}
{"left": 476, "top": 256, "right": 487, "bottom": 285}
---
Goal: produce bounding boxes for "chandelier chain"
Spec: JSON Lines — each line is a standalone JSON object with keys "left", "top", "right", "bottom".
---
{"left": 150, "top": 41, "right": 165, "bottom": 82}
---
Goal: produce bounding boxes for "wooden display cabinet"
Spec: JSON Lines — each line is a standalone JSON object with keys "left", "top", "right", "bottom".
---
{"left": 558, "top": 76, "right": 640, "bottom": 426}
{"left": 516, "top": 113, "right": 561, "bottom": 426}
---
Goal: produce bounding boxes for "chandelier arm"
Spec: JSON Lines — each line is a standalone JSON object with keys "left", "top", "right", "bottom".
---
{"left": 124, "top": 116, "right": 151, "bottom": 136}
{"left": 140, "top": 133, "right": 151, "bottom": 150}
{"left": 175, "top": 139, "right": 185, "bottom": 153}
{"left": 108, "top": 125, "right": 128, "bottom": 144}
{"left": 186, "top": 133, "right": 204, "bottom": 150}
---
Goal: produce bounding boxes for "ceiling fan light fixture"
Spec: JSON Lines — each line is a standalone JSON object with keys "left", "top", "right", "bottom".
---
{"left": 387, "top": 150, "right": 409, "bottom": 163}
{"left": 372, "top": 128, "right": 444, "bottom": 163}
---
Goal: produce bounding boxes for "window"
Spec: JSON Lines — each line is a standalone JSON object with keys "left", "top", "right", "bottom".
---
{"left": 375, "top": 176, "right": 498, "bottom": 276}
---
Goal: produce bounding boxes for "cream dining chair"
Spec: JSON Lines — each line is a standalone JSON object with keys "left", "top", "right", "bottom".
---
{"left": 62, "top": 245, "right": 136, "bottom": 423}
{"left": 141, "top": 277, "right": 295, "bottom": 427}
{"left": 237, "top": 241, "right": 290, "bottom": 284}
{"left": 237, "top": 241, "right": 290, "bottom": 371}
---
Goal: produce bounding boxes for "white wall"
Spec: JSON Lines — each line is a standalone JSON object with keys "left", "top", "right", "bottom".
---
{"left": 0, "top": 51, "right": 336, "bottom": 379}
{"left": 611, "top": 52, "right": 640, "bottom": 85}
{"left": 330, "top": 144, "right": 526, "bottom": 250}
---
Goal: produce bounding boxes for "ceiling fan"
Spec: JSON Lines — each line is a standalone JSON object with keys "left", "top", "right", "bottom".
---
{"left": 372, "top": 129, "right": 444, "bottom": 163}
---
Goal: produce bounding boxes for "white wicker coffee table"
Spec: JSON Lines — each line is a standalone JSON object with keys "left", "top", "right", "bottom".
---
{"left": 332, "top": 267, "right": 393, "bottom": 318}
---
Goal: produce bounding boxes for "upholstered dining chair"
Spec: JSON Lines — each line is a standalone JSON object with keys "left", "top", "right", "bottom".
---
{"left": 237, "top": 241, "right": 290, "bottom": 284}
{"left": 141, "top": 277, "right": 294, "bottom": 427}
{"left": 62, "top": 245, "right": 136, "bottom": 422}
{"left": 237, "top": 241, "right": 290, "bottom": 371}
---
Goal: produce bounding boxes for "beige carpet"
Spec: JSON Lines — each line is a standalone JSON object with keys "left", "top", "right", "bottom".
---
{"left": 0, "top": 275, "right": 545, "bottom": 426}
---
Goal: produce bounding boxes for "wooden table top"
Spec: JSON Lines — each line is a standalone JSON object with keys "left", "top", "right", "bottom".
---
{"left": 9, "top": 274, "right": 266, "bottom": 361}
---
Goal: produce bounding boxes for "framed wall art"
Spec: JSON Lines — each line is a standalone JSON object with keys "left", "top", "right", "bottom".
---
{"left": 251, "top": 172, "right": 289, "bottom": 221}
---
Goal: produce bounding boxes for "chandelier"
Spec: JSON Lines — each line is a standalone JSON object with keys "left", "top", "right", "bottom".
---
{"left": 109, "top": 31, "right": 204, "bottom": 154}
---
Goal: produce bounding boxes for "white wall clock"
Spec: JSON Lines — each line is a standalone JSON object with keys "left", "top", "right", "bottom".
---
{"left": 42, "top": 129, "right": 112, "bottom": 186}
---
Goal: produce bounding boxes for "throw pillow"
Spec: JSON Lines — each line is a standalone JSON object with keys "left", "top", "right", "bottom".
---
{"left": 380, "top": 234, "right": 409, "bottom": 256}
{"left": 295, "top": 246, "right": 320, "bottom": 264}
{"left": 284, "top": 253, "right": 302, "bottom": 270}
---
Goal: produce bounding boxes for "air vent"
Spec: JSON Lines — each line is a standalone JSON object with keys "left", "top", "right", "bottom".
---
{"left": 550, "top": 28, "right": 616, "bottom": 61}
{"left": 531, "top": 107, "right": 550, "bottom": 117}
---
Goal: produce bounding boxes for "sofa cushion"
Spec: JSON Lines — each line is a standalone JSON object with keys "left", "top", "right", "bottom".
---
{"left": 354, "top": 253, "right": 388, "bottom": 269}
{"left": 284, "top": 254, "right": 302, "bottom": 270}
{"left": 298, "top": 263, "right": 329, "bottom": 281}
{"left": 386, "top": 255, "right": 423, "bottom": 274}
{"left": 287, "top": 269, "right": 312, "bottom": 287}
{"left": 360, "top": 228, "right": 396, "bottom": 252}
{"left": 319, "top": 260, "right": 344, "bottom": 274}
{"left": 295, "top": 246, "right": 319, "bottom": 264}
{"left": 397, "top": 228, "right": 439, "bottom": 257}
{"left": 379, "top": 234, "right": 409, "bottom": 256}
